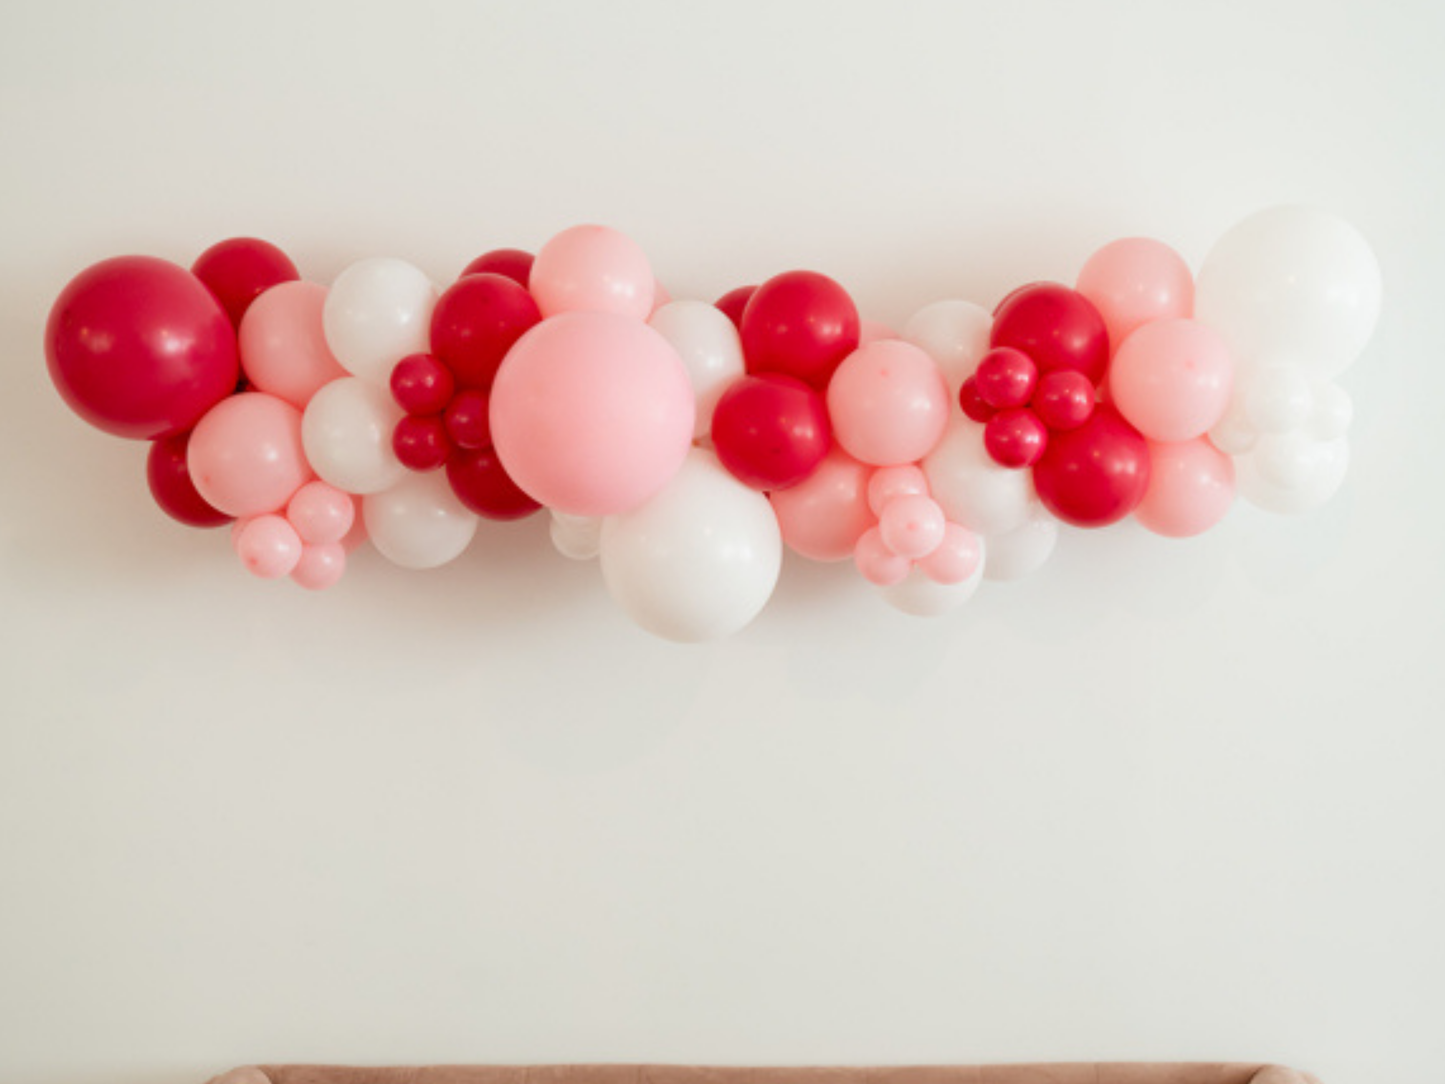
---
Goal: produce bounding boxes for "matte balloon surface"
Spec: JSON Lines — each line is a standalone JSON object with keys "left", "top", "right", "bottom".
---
{"left": 1032, "top": 406, "right": 1151, "bottom": 528}
{"left": 740, "top": 270, "right": 860, "bottom": 389}
{"left": 192, "top": 237, "right": 300, "bottom": 329}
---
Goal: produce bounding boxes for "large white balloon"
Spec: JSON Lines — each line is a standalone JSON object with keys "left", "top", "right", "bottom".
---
{"left": 599, "top": 449, "right": 782, "bottom": 642}
{"left": 648, "top": 300, "right": 746, "bottom": 439}
{"left": 1195, "top": 206, "right": 1381, "bottom": 379}
{"left": 880, "top": 547, "right": 987, "bottom": 617}
{"left": 902, "top": 299, "right": 992, "bottom": 397}
{"left": 923, "top": 417, "right": 1035, "bottom": 536}
{"left": 984, "top": 505, "right": 1060, "bottom": 581}
{"left": 323, "top": 257, "right": 438, "bottom": 385}
{"left": 363, "top": 470, "right": 479, "bottom": 569}
{"left": 302, "top": 377, "right": 407, "bottom": 495}
{"left": 1237, "top": 435, "right": 1350, "bottom": 515}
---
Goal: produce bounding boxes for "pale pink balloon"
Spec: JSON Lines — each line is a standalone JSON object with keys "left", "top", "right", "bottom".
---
{"left": 1135, "top": 438, "right": 1236, "bottom": 538}
{"left": 768, "top": 446, "right": 875, "bottom": 562}
{"left": 339, "top": 508, "right": 369, "bottom": 553}
{"left": 291, "top": 542, "right": 347, "bottom": 590}
{"left": 188, "top": 392, "right": 313, "bottom": 517}
{"left": 827, "top": 340, "right": 950, "bottom": 466}
{"left": 286, "top": 480, "right": 355, "bottom": 544}
{"left": 1110, "top": 319, "right": 1233, "bottom": 442}
{"left": 234, "top": 514, "right": 303, "bottom": 579}
{"left": 867, "top": 465, "right": 929, "bottom": 516}
{"left": 649, "top": 280, "right": 671, "bottom": 318}
{"left": 858, "top": 319, "right": 897, "bottom": 344}
{"left": 917, "top": 522, "right": 982, "bottom": 584}
{"left": 530, "top": 224, "right": 655, "bottom": 320}
{"left": 854, "top": 526, "right": 910, "bottom": 586}
{"left": 490, "top": 310, "right": 694, "bottom": 516}
{"left": 239, "top": 281, "right": 348, "bottom": 409}
{"left": 879, "top": 494, "right": 946, "bottom": 559}
{"left": 1076, "top": 237, "right": 1193, "bottom": 349}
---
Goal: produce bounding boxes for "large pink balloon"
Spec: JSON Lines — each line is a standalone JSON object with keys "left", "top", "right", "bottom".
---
{"left": 529, "top": 224, "right": 655, "bottom": 320}
{"left": 1110, "top": 318, "right": 1233, "bottom": 442}
{"left": 239, "top": 281, "right": 348, "bottom": 408}
{"left": 826, "top": 340, "right": 950, "bottom": 466}
{"left": 1135, "top": 437, "right": 1236, "bottom": 538}
{"left": 1076, "top": 237, "right": 1194, "bottom": 348}
{"left": 769, "top": 446, "right": 875, "bottom": 561}
{"left": 490, "top": 311, "right": 694, "bottom": 516}
{"left": 188, "top": 392, "right": 314, "bottom": 517}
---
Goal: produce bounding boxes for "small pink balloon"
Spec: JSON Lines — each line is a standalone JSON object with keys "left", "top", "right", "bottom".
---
{"left": 238, "top": 281, "right": 347, "bottom": 409}
{"left": 490, "top": 310, "right": 694, "bottom": 516}
{"left": 286, "top": 480, "right": 355, "bottom": 544}
{"left": 854, "top": 526, "right": 910, "bottom": 587}
{"left": 867, "top": 464, "right": 929, "bottom": 516}
{"left": 1110, "top": 318, "right": 1233, "bottom": 443}
{"left": 768, "top": 446, "right": 875, "bottom": 562}
{"left": 879, "top": 494, "right": 946, "bottom": 559}
{"left": 530, "top": 224, "right": 655, "bottom": 320}
{"left": 234, "top": 514, "right": 303, "bottom": 579}
{"left": 917, "top": 522, "right": 982, "bottom": 584}
{"left": 827, "top": 340, "right": 950, "bottom": 466}
{"left": 858, "top": 319, "right": 897, "bottom": 344}
{"left": 188, "top": 392, "right": 313, "bottom": 517}
{"left": 649, "top": 280, "right": 672, "bottom": 318}
{"left": 291, "top": 542, "right": 347, "bottom": 590}
{"left": 1076, "top": 237, "right": 1193, "bottom": 348}
{"left": 1135, "top": 437, "right": 1236, "bottom": 538}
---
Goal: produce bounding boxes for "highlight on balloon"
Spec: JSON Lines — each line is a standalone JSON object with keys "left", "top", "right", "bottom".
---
{"left": 44, "top": 209, "right": 1381, "bottom": 640}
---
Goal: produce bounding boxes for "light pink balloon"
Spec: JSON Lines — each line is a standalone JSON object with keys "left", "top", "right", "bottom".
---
{"left": 339, "top": 508, "right": 369, "bottom": 553}
{"left": 189, "top": 392, "right": 313, "bottom": 517}
{"left": 649, "top": 280, "right": 671, "bottom": 318}
{"left": 1110, "top": 319, "right": 1233, "bottom": 442}
{"left": 286, "top": 480, "right": 355, "bottom": 544}
{"left": 827, "top": 340, "right": 950, "bottom": 466}
{"left": 234, "top": 514, "right": 303, "bottom": 579}
{"left": 768, "top": 446, "right": 875, "bottom": 562}
{"left": 1135, "top": 438, "right": 1236, "bottom": 538}
{"left": 530, "top": 224, "right": 655, "bottom": 320}
{"left": 917, "top": 522, "right": 982, "bottom": 584}
{"left": 858, "top": 319, "right": 897, "bottom": 344}
{"left": 879, "top": 494, "right": 946, "bottom": 560}
{"left": 291, "top": 542, "right": 347, "bottom": 590}
{"left": 854, "top": 526, "right": 910, "bottom": 586}
{"left": 1076, "top": 237, "right": 1193, "bottom": 349}
{"left": 490, "top": 310, "right": 694, "bottom": 516}
{"left": 867, "top": 465, "right": 929, "bottom": 516}
{"left": 239, "top": 281, "right": 348, "bottom": 409}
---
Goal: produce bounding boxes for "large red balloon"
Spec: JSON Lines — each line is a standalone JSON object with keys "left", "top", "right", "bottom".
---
{"left": 146, "top": 430, "right": 233, "bottom": 528}
{"left": 740, "top": 270, "right": 859, "bottom": 389}
{"left": 191, "top": 237, "right": 300, "bottom": 328}
{"left": 46, "top": 256, "right": 240, "bottom": 440}
{"left": 446, "top": 446, "right": 541, "bottom": 520}
{"left": 711, "top": 373, "right": 831, "bottom": 491}
{"left": 430, "top": 272, "right": 542, "bottom": 390}
{"left": 990, "top": 282, "right": 1110, "bottom": 387}
{"left": 1032, "top": 405, "right": 1151, "bottom": 528}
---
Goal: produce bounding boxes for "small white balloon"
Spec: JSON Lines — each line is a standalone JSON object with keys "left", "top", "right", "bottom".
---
{"left": 550, "top": 510, "right": 601, "bottom": 561}
{"left": 302, "top": 377, "right": 407, "bottom": 495}
{"left": 923, "top": 417, "right": 1034, "bottom": 535}
{"left": 880, "top": 547, "right": 987, "bottom": 617}
{"left": 984, "top": 505, "right": 1060, "bottom": 581}
{"left": 902, "top": 299, "right": 992, "bottom": 397}
{"left": 1255, "top": 431, "right": 1321, "bottom": 489}
{"left": 600, "top": 448, "right": 782, "bottom": 642}
{"left": 363, "top": 470, "right": 479, "bottom": 570}
{"left": 1238, "top": 436, "right": 1350, "bottom": 514}
{"left": 1208, "top": 395, "right": 1258, "bottom": 456}
{"left": 1308, "top": 381, "right": 1354, "bottom": 441}
{"left": 648, "top": 300, "right": 746, "bottom": 439}
{"left": 1244, "top": 363, "right": 1314, "bottom": 434}
{"left": 323, "top": 257, "right": 439, "bottom": 385}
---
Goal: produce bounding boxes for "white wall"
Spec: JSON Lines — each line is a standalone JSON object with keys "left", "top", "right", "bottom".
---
{"left": 1, "top": 3, "right": 1441, "bottom": 1083}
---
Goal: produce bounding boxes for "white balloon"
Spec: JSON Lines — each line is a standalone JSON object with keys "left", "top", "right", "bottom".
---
{"left": 301, "top": 377, "right": 407, "bottom": 494}
{"left": 1308, "top": 381, "right": 1354, "bottom": 441}
{"left": 1255, "top": 431, "right": 1321, "bottom": 489}
{"left": 363, "top": 470, "right": 478, "bottom": 569}
{"left": 1244, "top": 362, "right": 1314, "bottom": 434}
{"left": 600, "top": 449, "right": 782, "bottom": 642}
{"left": 550, "top": 511, "right": 601, "bottom": 561}
{"left": 984, "top": 505, "right": 1059, "bottom": 581}
{"left": 1237, "top": 436, "right": 1350, "bottom": 515}
{"left": 1195, "top": 206, "right": 1382, "bottom": 379}
{"left": 648, "top": 300, "right": 746, "bottom": 439}
{"left": 902, "top": 299, "right": 992, "bottom": 397}
{"left": 923, "top": 417, "right": 1034, "bottom": 535}
{"left": 1208, "top": 395, "right": 1258, "bottom": 456}
{"left": 323, "top": 257, "right": 439, "bottom": 385}
{"left": 880, "top": 547, "right": 987, "bottom": 617}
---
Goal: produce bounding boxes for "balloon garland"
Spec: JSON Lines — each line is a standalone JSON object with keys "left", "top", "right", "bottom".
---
{"left": 44, "top": 208, "right": 1381, "bottom": 640}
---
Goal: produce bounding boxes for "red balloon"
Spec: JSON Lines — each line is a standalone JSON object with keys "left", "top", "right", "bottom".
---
{"left": 47, "top": 256, "right": 240, "bottom": 440}
{"left": 991, "top": 282, "right": 1110, "bottom": 387}
{"left": 1032, "top": 405, "right": 1151, "bottom": 527}
{"left": 958, "top": 376, "right": 995, "bottom": 423}
{"left": 390, "top": 353, "right": 456, "bottom": 415}
{"left": 429, "top": 272, "right": 542, "bottom": 390}
{"left": 443, "top": 389, "right": 491, "bottom": 450}
{"left": 392, "top": 414, "right": 451, "bottom": 472}
{"left": 984, "top": 408, "right": 1048, "bottom": 469}
{"left": 460, "top": 248, "right": 534, "bottom": 288}
{"left": 1032, "top": 369, "right": 1096, "bottom": 431}
{"left": 740, "top": 270, "right": 859, "bottom": 389}
{"left": 714, "top": 285, "right": 757, "bottom": 330}
{"left": 711, "top": 373, "right": 831, "bottom": 491}
{"left": 974, "top": 347, "right": 1037, "bottom": 410}
{"left": 191, "top": 238, "right": 300, "bottom": 328}
{"left": 446, "top": 446, "right": 541, "bottom": 520}
{"left": 146, "top": 430, "right": 232, "bottom": 528}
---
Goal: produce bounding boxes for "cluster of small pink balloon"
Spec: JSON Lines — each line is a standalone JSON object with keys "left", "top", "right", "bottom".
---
{"left": 44, "top": 207, "right": 1380, "bottom": 640}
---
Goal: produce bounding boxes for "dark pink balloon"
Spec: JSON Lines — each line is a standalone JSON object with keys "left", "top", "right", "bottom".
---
{"left": 146, "top": 430, "right": 233, "bottom": 528}
{"left": 990, "top": 282, "right": 1110, "bottom": 387}
{"left": 460, "top": 248, "right": 534, "bottom": 289}
{"left": 711, "top": 373, "right": 831, "bottom": 491}
{"left": 192, "top": 237, "right": 300, "bottom": 328}
{"left": 1032, "top": 405, "right": 1151, "bottom": 527}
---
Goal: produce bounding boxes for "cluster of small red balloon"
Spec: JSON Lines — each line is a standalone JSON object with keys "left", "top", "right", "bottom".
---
{"left": 44, "top": 207, "right": 1380, "bottom": 641}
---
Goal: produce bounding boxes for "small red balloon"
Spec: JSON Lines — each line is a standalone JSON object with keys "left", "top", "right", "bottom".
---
{"left": 390, "top": 353, "right": 456, "bottom": 415}
{"left": 715, "top": 285, "right": 757, "bottom": 330}
{"left": 740, "top": 271, "right": 860, "bottom": 389}
{"left": 430, "top": 272, "right": 542, "bottom": 390}
{"left": 460, "top": 248, "right": 534, "bottom": 289}
{"left": 711, "top": 373, "right": 832, "bottom": 491}
{"left": 146, "top": 430, "right": 233, "bottom": 528}
{"left": 974, "top": 347, "right": 1038, "bottom": 410}
{"left": 393, "top": 414, "right": 452, "bottom": 471}
{"left": 991, "top": 282, "right": 1110, "bottom": 387}
{"left": 958, "top": 376, "right": 995, "bottom": 423}
{"left": 984, "top": 408, "right": 1049, "bottom": 469}
{"left": 1032, "top": 405, "right": 1151, "bottom": 527}
{"left": 47, "top": 256, "right": 240, "bottom": 440}
{"left": 446, "top": 446, "right": 541, "bottom": 520}
{"left": 192, "top": 238, "right": 300, "bottom": 328}
{"left": 1032, "top": 369, "right": 1096, "bottom": 431}
{"left": 443, "top": 389, "right": 491, "bottom": 450}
